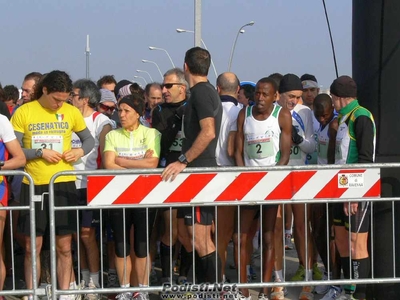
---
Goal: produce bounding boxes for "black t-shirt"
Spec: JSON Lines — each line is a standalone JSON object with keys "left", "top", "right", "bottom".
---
{"left": 182, "top": 81, "right": 222, "bottom": 166}
{"left": 152, "top": 100, "right": 186, "bottom": 166}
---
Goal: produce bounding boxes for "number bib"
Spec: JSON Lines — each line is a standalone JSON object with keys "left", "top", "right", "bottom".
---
{"left": 118, "top": 150, "right": 145, "bottom": 160}
{"left": 32, "top": 135, "right": 63, "bottom": 153}
{"left": 246, "top": 134, "right": 274, "bottom": 159}
{"left": 169, "top": 131, "right": 183, "bottom": 152}
{"left": 290, "top": 145, "right": 301, "bottom": 159}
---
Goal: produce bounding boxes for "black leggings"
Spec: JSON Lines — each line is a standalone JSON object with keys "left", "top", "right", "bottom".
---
{"left": 110, "top": 208, "right": 156, "bottom": 258}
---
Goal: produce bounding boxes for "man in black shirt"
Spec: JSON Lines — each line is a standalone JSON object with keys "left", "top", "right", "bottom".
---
{"left": 162, "top": 47, "right": 222, "bottom": 284}
{"left": 152, "top": 68, "right": 191, "bottom": 285}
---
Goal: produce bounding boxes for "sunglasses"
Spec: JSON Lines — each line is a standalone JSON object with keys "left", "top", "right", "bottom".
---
{"left": 99, "top": 103, "right": 116, "bottom": 113}
{"left": 162, "top": 83, "right": 184, "bottom": 89}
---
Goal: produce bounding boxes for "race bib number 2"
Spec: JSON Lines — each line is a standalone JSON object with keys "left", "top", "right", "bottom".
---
{"left": 246, "top": 134, "right": 274, "bottom": 159}
{"left": 32, "top": 135, "right": 64, "bottom": 153}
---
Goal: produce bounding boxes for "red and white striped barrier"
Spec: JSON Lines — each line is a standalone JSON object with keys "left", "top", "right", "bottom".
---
{"left": 86, "top": 169, "right": 380, "bottom": 206}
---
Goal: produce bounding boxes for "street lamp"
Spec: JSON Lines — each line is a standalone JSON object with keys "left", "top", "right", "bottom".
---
{"left": 149, "top": 46, "right": 175, "bottom": 68}
{"left": 176, "top": 28, "right": 218, "bottom": 79}
{"left": 133, "top": 76, "right": 148, "bottom": 85}
{"left": 136, "top": 69, "right": 154, "bottom": 82}
{"left": 228, "top": 21, "right": 255, "bottom": 72}
{"left": 142, "top": 59, "right": 163, "bottom": 80}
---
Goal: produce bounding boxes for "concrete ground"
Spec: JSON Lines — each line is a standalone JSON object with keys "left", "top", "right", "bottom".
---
{"left": 3, "top": 240, "right": 334, "bottom": 300}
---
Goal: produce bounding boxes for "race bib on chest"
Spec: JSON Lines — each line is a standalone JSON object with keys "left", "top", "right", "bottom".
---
{"left": 32, "top": 135, "right": 63, "bottom": 153}
{"left": 246, "top": 134, "right": 274, "bottom": 159}
{"left": 118, "top": 151, "right": 145, "bottom": 160}
{"left": 169, "top": 131, "right": 183, "bottom": 152}
{"left": 290, "top": 145, "right": 301, "bottom": 159}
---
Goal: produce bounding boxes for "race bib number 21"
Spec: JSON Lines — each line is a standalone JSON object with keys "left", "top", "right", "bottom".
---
{"left": 32, "top": 135, "right": 64, "bottom": 153}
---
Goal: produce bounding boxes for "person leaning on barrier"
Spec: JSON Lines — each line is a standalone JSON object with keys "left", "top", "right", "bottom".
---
{"left": 161, "top": 47, "right": 223, "bottom": 285}
{"left": 0, "top": 113, "right": 26, "bottom": 294}
{"left": 312, "top": 94, "right": 343, "bottom": 298}
{"left": 235, "top": 77, "right": 292, "bottom": 300}
{"left": 151, "top": 68, "right": 191, "bottom": 286}
{"left": 330, "top": 76, "right": 375, "bottom": 300}
{"left": 103, "top": 94, "right": 161, "bottom": 300}
{"left": 10, "top": 70, "right": 95, "bottom": 300}
{"left": 70, "top": 79, "right": 113, "bottom": 296}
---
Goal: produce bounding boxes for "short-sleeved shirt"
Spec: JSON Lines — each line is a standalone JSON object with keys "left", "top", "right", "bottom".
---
{"left": 216, "top": 96, "right": 241, "bottom": 166}
{"left": 11, "top": 100, "right": 87, "bottom": 185}
{"left": 182, "top": 81, "right": 222, "bottom": 166}
{"left": 104, "top": 124, "right": 161, "bottom": 160}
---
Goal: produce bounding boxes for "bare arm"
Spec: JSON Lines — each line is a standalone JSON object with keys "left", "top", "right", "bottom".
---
{"left": 227, "top": 131, "right": 236, "bottom": 158}
{"left": 115, "top": 156, "right": 159, "bottom": 169}
{"left": 234, "top": 108, "right": 246, "bottom": 166}
{"left": 327, "top": 118, "right": 338, "bottom": 164}
{"left": 277, "top": 108, "right": 292, "bottom": 165}
{"left": 103, "top": 151, "right": 124, "bottom": 170}
{"left": 3, "top": 139, "right": 26, "bottom": 170}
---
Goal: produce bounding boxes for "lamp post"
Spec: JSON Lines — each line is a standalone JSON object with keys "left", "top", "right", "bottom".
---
{"left": 228, "top": 21, "right": 255, "bottom": 72}
{"left": 136, "top": 70, "right": 154, "bottom": 82}
{"left": 176, "top": 28, "right": 218, "bottom": 79}
{"left": 133, "top": 76, "right": 148, "bottom": 85}
{"left": 142, "top": 59, "right": 163, "bottom": 80}
{"left": 149, "top": 46, "right": 175, "bottom": 68}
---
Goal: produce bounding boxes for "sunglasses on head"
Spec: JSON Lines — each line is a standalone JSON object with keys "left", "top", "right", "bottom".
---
{"left": 99, "top": 103, "right": 116, "bottom": 113}
{"left": 162, "top": 83, "right": 184, "bottom": 89}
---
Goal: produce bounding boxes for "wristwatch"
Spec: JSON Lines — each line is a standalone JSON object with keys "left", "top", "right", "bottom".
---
{"left": 178, "top": 154, "right": 189, "bottom": 165}
{"left": 35, "top": 148, "right": 43, "bottom": 158}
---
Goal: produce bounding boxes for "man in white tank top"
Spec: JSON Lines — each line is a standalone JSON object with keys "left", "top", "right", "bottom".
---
{"left": 275, "top": 74, "right": 316, "bottom": 300}
{"left": 235, "top": 77, "right": 292, "bottom": 300}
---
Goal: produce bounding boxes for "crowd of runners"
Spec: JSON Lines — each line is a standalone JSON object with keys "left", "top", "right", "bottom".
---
{"left": 0, "top": 47, "right": 375, "bottom": 300}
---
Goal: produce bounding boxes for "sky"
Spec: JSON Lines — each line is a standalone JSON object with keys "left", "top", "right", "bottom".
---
{"left": 0, "top": 0, "right": 352, "bottom": 90}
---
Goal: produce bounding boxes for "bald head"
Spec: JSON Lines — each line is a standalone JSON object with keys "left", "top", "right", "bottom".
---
{"left": 216, "top": 72, "right": 240, "bottom": 96}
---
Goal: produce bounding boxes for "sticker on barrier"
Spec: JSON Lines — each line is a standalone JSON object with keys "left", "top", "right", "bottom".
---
{"left": 86, "top": 168, "right": 380, "bottom": 206}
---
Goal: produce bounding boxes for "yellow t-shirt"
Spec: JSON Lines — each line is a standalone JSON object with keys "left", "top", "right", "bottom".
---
{"left": 11, "top": 100, "right": 87, "bottom": 185}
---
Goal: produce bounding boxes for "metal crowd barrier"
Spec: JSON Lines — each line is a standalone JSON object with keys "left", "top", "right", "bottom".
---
{"left": 37, "top": 163, "right": 399, "bottom": 299}
{"left": 0, "top": 170, "right": 38, "bottom": 299}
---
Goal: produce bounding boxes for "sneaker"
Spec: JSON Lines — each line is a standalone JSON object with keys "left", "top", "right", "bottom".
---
{"left": 312, "top": 263, "right": 323, "bottom": 280}
{"left": 320, "top": 286, "right": 342, "bottom": 300}
{"left": 108, "top": 272, "right": 119, "bottom": 288}
{"left": 291, "top": 264, "right": 305, "bottom": 281}
{"left": 176, "top": 276, "right": 191, "bottom": 285}
{"left": 285, "top": 234, "right": 294, "bottom": 250}
{"left": 132, "top": 292, "right": 149, "bottom": 300}
{"left": 298, "top": 286, "right": 314, "bottom": 300}
{"left": 150, "top": 268, "right": 158, "bottom": 284}
{"left": 270, "top": 280, "right": 285, "bottom": 300}
{"left": 258, "top": 292, "right": 269, "bottom": 299}
{"left": 314, "top": 272, "right": 330, "bottom": 294}
{"left": 84, "top": 278, "right": 100, "bottom": 300}
{"left": 115, "top": 292, "right": 132, "bottom": 300}
{"left": 237, "top": 292, "right": 251, "bottom": 300}
{"left": 335, "top": 295, "right": 357, "bottom": 300}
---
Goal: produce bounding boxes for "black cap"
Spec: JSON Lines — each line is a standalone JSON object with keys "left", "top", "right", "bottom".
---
{"left": 300, "top": 74, "right": 318, "bottom": 82}
{"left": 330, "top": 76, "right": 357, "bottom": 98}
{"left": 114, "top": 80, "right": 133, "bottom": 97}
{"left": 279, "top": 74, "right": 303, "bottom": 93}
